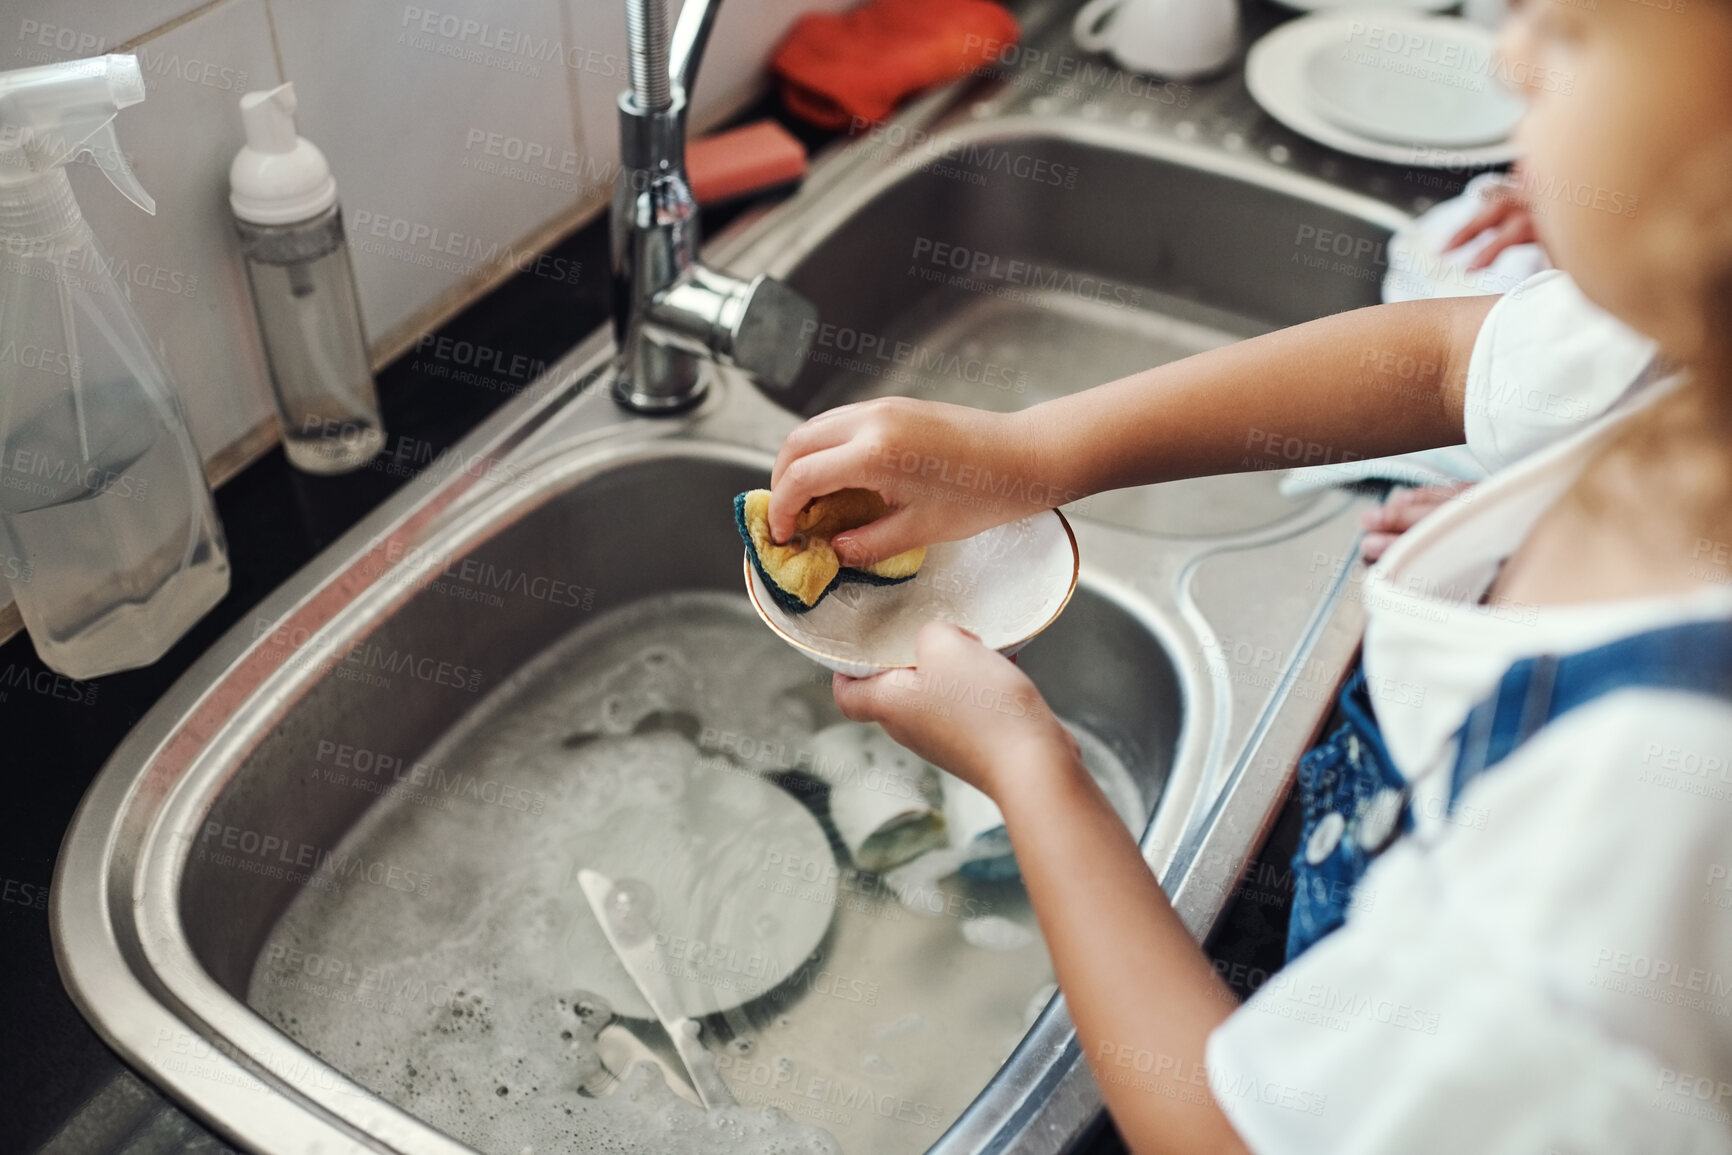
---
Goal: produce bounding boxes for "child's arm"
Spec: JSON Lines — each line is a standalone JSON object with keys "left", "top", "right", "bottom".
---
{"left": 787, "top": 293, "right": 1497, "bottom": 1150}
{"left": 995, "top": 730, "right": 1248, "bottom": 1155}
{"left": 834, "top": 622, "right": 1251, "bottom": 1155}
{"left": 769, "top": 294, "right": 1496, "bottom": 564}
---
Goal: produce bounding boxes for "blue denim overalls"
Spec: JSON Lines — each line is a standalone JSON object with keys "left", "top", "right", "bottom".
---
{"left": 1287, "top": 618, "right": 1732, "bottom": 962}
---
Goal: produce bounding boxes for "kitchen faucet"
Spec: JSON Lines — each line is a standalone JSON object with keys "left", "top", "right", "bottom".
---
{"left": 612, "top": 0, "right": 818, "bottom": 412}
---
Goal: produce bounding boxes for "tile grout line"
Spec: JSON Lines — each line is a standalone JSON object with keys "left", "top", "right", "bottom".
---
{"left": 113, "top": 0, "right": 239, "bottom": 52}
{"left": 258, "top": 0, "right": 288, "bottom": 89}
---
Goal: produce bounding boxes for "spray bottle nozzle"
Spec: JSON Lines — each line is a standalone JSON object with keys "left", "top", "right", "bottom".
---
{"left": 0, "top": 54, "right": 155, "bottom": 214}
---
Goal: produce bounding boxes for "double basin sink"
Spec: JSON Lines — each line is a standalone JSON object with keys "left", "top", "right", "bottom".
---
{"left": 53, "top": 17, "right": 1410, "bottom": 1154}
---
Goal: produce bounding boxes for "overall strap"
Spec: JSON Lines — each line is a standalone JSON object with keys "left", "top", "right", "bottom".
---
{"left": 1450, "top": 618, "right": 1732, "bottom": 810}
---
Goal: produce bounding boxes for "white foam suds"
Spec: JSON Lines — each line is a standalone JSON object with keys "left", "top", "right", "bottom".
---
{"left": 247, "top": 591, "right": 1151, "bottom": 1155}
{"left": 249, "top": 594, "right": 842, "bottom": 1155}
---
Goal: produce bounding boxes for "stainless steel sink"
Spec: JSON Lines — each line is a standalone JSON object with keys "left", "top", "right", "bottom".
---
{"left": 215, "top": 442, "right": 1190, "bottom": 1155}
{"left": 772, "top": 122, "right": 1396, "bottom": 539}
{"left": 54, "top": 3, "right": 1409, "bottom": 1151}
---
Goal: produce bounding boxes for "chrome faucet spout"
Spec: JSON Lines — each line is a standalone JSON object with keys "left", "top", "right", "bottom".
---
{"left": 669, "top": 0, "right": 721, "bottom": 100}
{"left": 612, "top": 0, "right": 817, "bottom": 413}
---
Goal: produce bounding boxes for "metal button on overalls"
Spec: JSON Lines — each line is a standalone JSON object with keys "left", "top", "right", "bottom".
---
{"left": 1356, "top": 787, "right": 1406, "bottom": 853}
{"left": 1305, "top": 811, "right": 1346, "bottom": 865}
{"left": 1287, "top": 669, "right": 1412, "bottom": 962}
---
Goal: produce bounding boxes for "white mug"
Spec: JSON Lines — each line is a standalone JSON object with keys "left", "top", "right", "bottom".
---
{"left": 1072, "top": 0, "right": 1239, "bottom": 81}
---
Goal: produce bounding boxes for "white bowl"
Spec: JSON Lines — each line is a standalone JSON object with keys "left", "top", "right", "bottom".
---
{"left": 743, "top": 510, "right": 1080, "bottom": 677}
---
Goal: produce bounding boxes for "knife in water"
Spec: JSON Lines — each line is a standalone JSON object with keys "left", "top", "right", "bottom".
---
{"left": 576, "top": 867, "right": 737, "bottom": 1109}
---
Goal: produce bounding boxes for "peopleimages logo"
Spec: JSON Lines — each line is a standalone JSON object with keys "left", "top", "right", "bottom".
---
{"left": 715, "top": 1053, "right": 945, "bottom": 1129}
{"left": 909, "top": 237, "right": 1143, "bottom": 309}
{"left": 0, "top": 338, "right": 79, "bottom": 378}
{"left": 381, "top": 540, "right": 596, "bottom": 609}
{"left": 0, "top": 225, "right": 199, "bottom": 299}
{"left": 314, "top": 739, "right": 548, "bottom": 815}
{"left": 800, "top": 320, "right": 1029, "bottom": 395}
{"left": 253, "top": 618, "right": 485, "bottom": 693}
{"left": 195, "top": 821, "right": 436, "bottom": 896}
{"left": 397, "top": 6, "right": 628, "bottom": 78}
{"left": 349, "top": 210, "right": 581, "bottom": 285}
{"left": 12, "top": 22, "right": 250, "bottom": 91}
{"left": 0, "top": 662, "right": 99, "bottom": 705}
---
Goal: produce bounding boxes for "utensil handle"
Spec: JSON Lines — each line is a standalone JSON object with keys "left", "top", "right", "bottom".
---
{"left": 668, "top": 1018, "right": 737, "bottom": 1108}
{"left": 1071, "top": 0, "right": 1124, "bottom": 52}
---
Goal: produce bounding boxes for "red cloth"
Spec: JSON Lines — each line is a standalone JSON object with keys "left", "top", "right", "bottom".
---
{"left": 687, "top": 121, "right": 808, "bottom": 204}
{"left": 771, "top": 0, "right": 1020, "bottom": 130}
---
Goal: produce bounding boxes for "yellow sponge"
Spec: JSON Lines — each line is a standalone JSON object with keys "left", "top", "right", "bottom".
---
{"left": 735, "top": 488, "right": 925, "bottom": 611}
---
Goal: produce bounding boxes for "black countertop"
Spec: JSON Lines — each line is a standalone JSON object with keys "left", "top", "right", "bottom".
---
{"left": 0, "top": 95, "right": 1298, "bottom": 1155}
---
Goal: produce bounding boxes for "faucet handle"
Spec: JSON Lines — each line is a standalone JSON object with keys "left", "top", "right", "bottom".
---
{"left": 656, "top": 268, "right": 817, "bottom": 392}
{"left": 723, "top": 274, "right": 817, "bottom": 391}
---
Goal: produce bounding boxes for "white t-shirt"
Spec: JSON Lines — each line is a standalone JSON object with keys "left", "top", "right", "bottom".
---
{"left": 1206, "top": 271, "right": 1732, "bottom": 1154}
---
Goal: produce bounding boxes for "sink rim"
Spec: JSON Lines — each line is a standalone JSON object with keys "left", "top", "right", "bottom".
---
{"left": 712, "top": 113, "right": 1411, "bottom": 289}
{"left": 49, "top": 339, "right": 624, "bottom": 1155}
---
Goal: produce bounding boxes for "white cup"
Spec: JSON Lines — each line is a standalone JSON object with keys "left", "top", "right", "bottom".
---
{"left": 1072, "top": 0, "right": 1239, "bottom": 81}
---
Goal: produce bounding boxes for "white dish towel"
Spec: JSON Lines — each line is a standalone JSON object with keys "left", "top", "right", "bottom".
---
{"left": 1383, "top": 172, "right": 1550, "bottom": 304}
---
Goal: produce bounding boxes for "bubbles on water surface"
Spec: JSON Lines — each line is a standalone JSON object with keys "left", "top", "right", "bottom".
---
{"left": 961, "top": 916, "right": 1037, "bottom": 952}
{"left": 601, "top": 878, "right": 657, "bottom": 946}
{"left": 860, "top": 1053, "right": 897, "bottom": 1078}
{"left": 245, "top": 591, "right": 1123, "bottom": 1155}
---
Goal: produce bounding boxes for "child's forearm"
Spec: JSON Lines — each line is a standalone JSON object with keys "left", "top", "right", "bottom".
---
{"left": 1020, "top": 294, "right": 1498, "bottom": 502}
{"left": 996, "top": 755, "right": 1249, "bottom": 1155}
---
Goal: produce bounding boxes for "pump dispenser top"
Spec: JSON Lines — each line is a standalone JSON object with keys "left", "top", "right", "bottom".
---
{"left": 229, "top": 83, "right": 335, "bottom": 225}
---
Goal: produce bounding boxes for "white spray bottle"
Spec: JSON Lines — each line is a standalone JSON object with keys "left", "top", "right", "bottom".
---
{"left": 0, "top": 54, "right": 229, "bottom": 678}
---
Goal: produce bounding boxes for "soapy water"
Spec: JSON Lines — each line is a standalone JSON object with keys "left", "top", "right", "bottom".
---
{"left": 248, "top": 591, "right": 1146, "bottom": 1155}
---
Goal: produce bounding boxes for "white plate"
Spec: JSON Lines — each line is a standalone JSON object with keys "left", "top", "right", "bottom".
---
{"left": 566, "top": 733, "right": 838, "bottom": 1019}
{"left": 1302, "top": 19, "right": 1522, "bottom": 146}
{"left": 1246, "top": 12, "right": 1521, "bottom": 167}
{"left": 744, "top": 510, "right": 1080, "bottom": 677}
{"left": 1271, "top": 0, "right": 1451, "bottom": 14}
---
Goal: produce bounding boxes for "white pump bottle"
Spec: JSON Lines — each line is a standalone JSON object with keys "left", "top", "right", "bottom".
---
{"left": 230, "top": 82, "right": 382, "bottom": 474}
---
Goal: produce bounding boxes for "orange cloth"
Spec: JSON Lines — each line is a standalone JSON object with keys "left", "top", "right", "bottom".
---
{"left": 770, "top": 0, "right": 1020, "bottom": 130}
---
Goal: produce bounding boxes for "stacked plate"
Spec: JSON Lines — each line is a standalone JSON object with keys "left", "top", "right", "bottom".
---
{"left": 1246, "top": 11, "right": 1523, "bottom": 166}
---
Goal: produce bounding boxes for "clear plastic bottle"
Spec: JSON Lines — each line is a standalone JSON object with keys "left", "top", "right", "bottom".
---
{"left": 230, "top": 83, "right": 382, "bottom": 474}
{"left": 0, "top": 55, "right": 229, "bottom": 678}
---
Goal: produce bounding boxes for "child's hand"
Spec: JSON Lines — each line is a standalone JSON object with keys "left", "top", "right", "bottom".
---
{"left": 768, "top": 398, "right": 1048, "bottom": 569}
{"left": 1359, "top": 483, "right": 1473, "bottom": 562}
{"left": 831, "top": 621, "right": 1080, "bottom": 801}
{"left": 1443, "top": 182, "right": 1539, "bottom": 271}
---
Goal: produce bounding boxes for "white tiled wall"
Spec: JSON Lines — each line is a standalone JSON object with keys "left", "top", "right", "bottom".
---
{"left": 11, "top": 0, "right": 283, "bottom": 464}
{"left": 4, "top": 0, "right": 852, "bottom": 472}
{"left": 0, "top": 0, "right": 851, "bottom": 631}
{"left": 271, "top": 0, "right": 584, "bottom": 344}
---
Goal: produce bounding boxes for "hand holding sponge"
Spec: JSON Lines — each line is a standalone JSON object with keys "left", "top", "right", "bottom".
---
{"left": 735, "top": 488, "right": 925, "bottom": 613}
